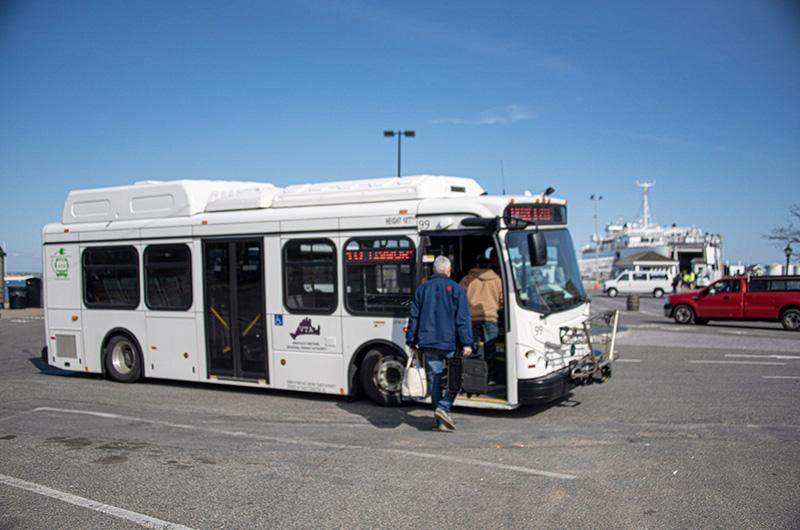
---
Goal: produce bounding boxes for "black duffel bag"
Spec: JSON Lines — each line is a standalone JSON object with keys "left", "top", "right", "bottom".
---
{"left": 447, "top": 356, "right": 489, "bottom": 395}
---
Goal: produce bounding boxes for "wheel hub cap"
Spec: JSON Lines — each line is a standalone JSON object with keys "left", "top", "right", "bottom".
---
{"left": 376, "top": 359, "right": 404, "bottom": 393}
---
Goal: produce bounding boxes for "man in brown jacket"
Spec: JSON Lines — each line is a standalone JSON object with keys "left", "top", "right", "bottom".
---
{"left": 459, "top": 253, "right": 503, "bottom": 383}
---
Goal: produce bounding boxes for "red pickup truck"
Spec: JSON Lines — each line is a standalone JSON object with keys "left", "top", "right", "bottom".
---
{"left": 664, "top": 276, "right": 800, "bottom": 330}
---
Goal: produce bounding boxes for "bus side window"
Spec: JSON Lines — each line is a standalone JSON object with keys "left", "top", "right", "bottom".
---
{"left": 344, "top": 237, "right": 415, "bottom": 316}
{"left": 283, "top": 239, "right": 337, "bottom": 314}
{"left": 145, "top": 244, "right": 192, "bottom": 311}
{"left": 83, "top": 246, "right": 140, "bottom": 309}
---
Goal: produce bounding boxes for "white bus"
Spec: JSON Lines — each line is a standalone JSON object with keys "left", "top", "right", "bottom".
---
{"left": 42, "top": 175, "right": 615, "bottom": 410}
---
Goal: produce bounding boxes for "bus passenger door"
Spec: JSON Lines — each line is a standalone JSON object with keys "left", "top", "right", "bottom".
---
{"left": 203, "top": 239, "right": 269, "bottom": 382}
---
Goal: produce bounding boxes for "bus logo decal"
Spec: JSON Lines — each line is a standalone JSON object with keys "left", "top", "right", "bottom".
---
{"left": 51, "top": 248, "right": 70, "bottom": 279}
{"left": 290, "top": 318, "right": 321, "bottom": 340}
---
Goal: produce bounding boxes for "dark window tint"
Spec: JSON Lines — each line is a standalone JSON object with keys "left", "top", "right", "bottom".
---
{"left": 618, "top": 274, "right": 629, "bottom": 281}
{"left": 787, "top": 280, "right": 800, "bottom": 291}
{"left": 283, "top": 239, "right": 337, "bottom": 313}
{"left": 344, "top": 237, "right": 415, "bottom": 316}
{"left": 714, "top": 280, "right": 741, "bottom": 293}
{"left": 651, "top": 273, "right": 669, "bottom": 280}
{"left": 749, "top": 279, "right": 767, "bottom": 292}
{"left": 145, "top": 244, "right": 192, "bottom": 310}
{"left": 83, "top": 246, "right": 140, "bottom": 309}
{"left": 769, "top": 280, "right": 786, "bottom": 291}
{"left": 633, "top": 273, "right": 647, "bottom": 281}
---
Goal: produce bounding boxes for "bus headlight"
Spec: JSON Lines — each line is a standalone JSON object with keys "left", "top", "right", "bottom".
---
{"left": 525, "top": 351, "right": 545, "bottom": 369}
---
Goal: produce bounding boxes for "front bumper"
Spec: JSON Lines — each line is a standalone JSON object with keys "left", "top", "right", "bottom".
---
{"left": 518, "top": 368, "right": 575, "bottom": 405}
{"left": 663, "top": 303, "right": 673, "bottom": 318}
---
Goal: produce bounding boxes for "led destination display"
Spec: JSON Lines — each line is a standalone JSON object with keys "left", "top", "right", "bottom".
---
{"left": 345, "top": 249, "right": 415, "bottom": 264}
{"left": 503, "top": 203, "right": 567, "bottom": 226}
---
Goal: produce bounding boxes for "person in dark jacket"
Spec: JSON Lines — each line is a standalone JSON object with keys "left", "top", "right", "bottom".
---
{"left": 406, "top": 255, "right": 472, "bottom": 432}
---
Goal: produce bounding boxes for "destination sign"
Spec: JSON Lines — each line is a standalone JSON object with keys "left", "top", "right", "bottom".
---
{"left": 503, "top": 204, "right": 567, "bottom": 227}
{"left": 345, "top": 249, "right": 415, "bottom": 264}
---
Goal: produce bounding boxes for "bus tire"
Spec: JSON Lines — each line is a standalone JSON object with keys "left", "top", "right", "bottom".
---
{"left": 653, "top": 288, "right": 664, "bottom": 299}
{"left": 673, "top": 304, "right": 695, "bottom": 325}
{"left": 359, "top": 348, "right": 405, "bottom": 406}
{"left": 780, "top": 308, "right": 800, "bottom": 331}
{"left": 104, "top": 334, "right": 143, "bottom": 383}
{"left": 607, "top": 288, "right": 618, "bottom": 298}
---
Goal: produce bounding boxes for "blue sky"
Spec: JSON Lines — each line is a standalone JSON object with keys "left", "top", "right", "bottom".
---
{"left": 1, "top": 0, "right": 798, "bottom": 272}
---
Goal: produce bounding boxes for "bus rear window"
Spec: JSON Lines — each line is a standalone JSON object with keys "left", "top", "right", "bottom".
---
{"left": 83, "top": 246, "right": 140, "bottom": 309}
{"left": 344, "top": 237, "right": 415, "bottom": 316}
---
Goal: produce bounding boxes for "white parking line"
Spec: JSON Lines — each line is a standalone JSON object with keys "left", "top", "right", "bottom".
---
{"left": 726, "top": 354, "right": 800, "bottom": 360}
{"left": 688, "top": 360, "right": 786, "bottom": 366}
{"left": 615, "top": 359, "right": 643, "bottom": 363}
{"left": 32, "top": 407, "right": 576, "bottom": 480}
{"left": 0, "top": 473, "right": 194, "bottom": 530}
{"left": 762, "top": 376, "right": 800, "bottom": 380}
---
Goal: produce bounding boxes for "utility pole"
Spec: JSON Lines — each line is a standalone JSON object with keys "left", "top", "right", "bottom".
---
{"left": 383, "top": 130, "right": 415, "bottom": 177}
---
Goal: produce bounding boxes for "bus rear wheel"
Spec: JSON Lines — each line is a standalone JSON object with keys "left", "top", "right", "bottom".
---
{"left": 360, "top": 348, "right": 405, "bottom": 406}
{"left": 105, "top": 334, "right": 142, "bottom": 383}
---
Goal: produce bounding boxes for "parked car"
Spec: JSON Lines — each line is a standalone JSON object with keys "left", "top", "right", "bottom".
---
{"left": 663, "top": 276, "right": 800, "bottom": 330}
{"left": 604, "top": 270, "right": 672, "bottom": 298}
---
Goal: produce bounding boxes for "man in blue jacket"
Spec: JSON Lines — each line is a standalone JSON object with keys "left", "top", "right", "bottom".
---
{"left": 406, "top": 255, "right": 473, "bottom": 432}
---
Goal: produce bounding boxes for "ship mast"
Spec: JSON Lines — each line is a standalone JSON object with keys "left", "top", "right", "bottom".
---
{"left": 636, "top": 180, "right": 656, "bottom": 228}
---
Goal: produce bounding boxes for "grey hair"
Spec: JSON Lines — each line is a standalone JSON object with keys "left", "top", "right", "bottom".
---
{"left": 433, "top": 255, "right": 451, "bottom": 275}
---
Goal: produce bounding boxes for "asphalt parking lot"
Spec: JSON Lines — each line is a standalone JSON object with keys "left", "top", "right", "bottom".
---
{"left": 1, "top": 298, "right": 799, "bottom": 529}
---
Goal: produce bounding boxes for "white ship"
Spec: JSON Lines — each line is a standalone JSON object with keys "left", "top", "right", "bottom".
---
{"left": 579, "top": 181, "right": 723, "bottom": 285}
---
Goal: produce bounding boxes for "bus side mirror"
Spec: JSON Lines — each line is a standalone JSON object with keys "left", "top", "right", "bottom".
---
{"left": 528, "top": 231, "right": 548, "bottom": 267}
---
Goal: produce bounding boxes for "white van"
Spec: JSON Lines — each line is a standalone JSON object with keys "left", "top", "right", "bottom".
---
{"left": 604, "top": 270, "right": 672, "bottom": 298}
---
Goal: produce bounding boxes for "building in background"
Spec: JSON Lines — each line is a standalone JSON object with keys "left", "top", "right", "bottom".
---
{"left": 579, "top": 181, "right": 723, "bottom": 286}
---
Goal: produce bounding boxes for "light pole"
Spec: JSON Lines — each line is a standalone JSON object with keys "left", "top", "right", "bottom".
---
{"left": 590, "top": 194, "right": 603, "bottom": 286}
{"left": 785, "top": 243, "right": 793, "bottom": 276}
{"left": 383, "top": 130, "right": 415, "bottom": 177}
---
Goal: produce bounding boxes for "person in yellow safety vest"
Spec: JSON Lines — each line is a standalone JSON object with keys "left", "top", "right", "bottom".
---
{"left": 687, "top": 270, "right": 697, "bottom": 289}
{"left": 681, "top": 270, "right": 692, "bottom": 291}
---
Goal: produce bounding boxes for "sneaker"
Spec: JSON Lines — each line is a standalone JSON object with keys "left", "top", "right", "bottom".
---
{"left": 433, "top": 423, "right": 453, "bottom": 433}
{"left": 434, "top": 408, "right": 456, "bottom": 430}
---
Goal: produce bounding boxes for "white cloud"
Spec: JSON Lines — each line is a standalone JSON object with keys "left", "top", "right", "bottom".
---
{"left": 433, "top": 104, "right": 536, "bottom": 125}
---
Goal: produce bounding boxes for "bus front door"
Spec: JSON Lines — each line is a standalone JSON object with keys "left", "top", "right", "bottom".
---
{"left": 203, "top": 239, "right": 269, "bottom": 382}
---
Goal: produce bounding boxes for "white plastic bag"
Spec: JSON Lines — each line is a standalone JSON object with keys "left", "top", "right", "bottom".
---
{"left": 401, "top": 349, "right": 428, "bottom": 399}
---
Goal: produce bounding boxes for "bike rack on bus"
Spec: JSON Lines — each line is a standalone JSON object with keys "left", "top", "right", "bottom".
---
{"left": 546, "top": 310, "right": 619, "bottom": 385}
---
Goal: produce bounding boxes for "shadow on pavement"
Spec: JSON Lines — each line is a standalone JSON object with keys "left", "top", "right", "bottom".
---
{"left": 704, "top": 322, "right": 791, "bottom": 333}
{"left": 28, "top": 356, "right": 93, "bottom": 378}
{"left": 336, "top": 400, "right": 435, "bottom": 431}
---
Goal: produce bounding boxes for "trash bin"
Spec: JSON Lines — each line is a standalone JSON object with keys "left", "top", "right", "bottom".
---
{"left": 626, "top": 294, "right": 640, "bottom": 311}
{"left": 25, "top": 278, "right": 42, "bottom": 308}
{"left": 8, "top": 286, "right": 27, "bottom": 309}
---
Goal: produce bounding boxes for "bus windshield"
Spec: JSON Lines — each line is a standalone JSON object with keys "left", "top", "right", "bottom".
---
{"left": 506, "top": 228, "right": 586, "bottom": 315}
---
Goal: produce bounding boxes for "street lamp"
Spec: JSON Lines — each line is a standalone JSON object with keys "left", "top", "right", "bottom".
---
{"left": 383, "top": 130, "right": 415, "bottom": 177}
{"left": 785, "top": 243, "right": 793, "bottom": 276}
{"left": 590, "top": 194, "right": 604, "bottom": 286}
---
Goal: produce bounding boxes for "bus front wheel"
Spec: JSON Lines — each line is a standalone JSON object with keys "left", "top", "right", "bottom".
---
{"left": 360, "top": 348, "right": 405, "bottom": 406}
{"left": 105, "top": 334, "right": 143, "bottom": 383}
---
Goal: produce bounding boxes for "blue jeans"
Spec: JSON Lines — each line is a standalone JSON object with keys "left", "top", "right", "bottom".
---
{"left": 472, "top": 321, "right": 498, "bottom": 374}
{"left": 422, "top": 348, "right": 456, "bottom": 418}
